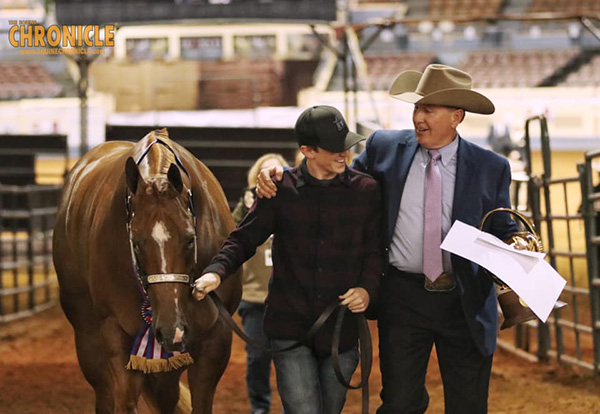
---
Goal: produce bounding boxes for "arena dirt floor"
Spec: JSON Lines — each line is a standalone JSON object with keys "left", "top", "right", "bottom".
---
{"left": 1, "top": 305, "right": 599, "bottom": 414}
{"left": 2, "top": 152, "right": 596, "bottom": 413}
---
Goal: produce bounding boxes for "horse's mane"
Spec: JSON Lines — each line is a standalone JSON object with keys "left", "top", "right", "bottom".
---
{"left": 133, "top": 129, "right": 182, "bottom": 198}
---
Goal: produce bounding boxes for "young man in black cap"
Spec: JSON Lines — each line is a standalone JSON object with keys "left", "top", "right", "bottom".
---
{"left": 193, "top": 105, "right": 383, "bottom": 414}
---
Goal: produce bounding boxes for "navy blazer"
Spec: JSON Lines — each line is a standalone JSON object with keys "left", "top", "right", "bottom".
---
{"left": 353, "top": 129, "right": 515, "bottom": 356}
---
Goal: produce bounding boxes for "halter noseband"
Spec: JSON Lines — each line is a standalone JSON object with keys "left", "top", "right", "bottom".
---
{"left": 147, "top": 274, "right": 191, "bottom": 284}
{"left": 126, "top": 138, "right": 198, "bottom": 292}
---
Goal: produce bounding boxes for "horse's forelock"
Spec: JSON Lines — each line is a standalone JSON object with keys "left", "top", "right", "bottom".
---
{"left": 133, "top": 131, "right": 177, "bottom": 180}
{"left": 145, "top": 178, "right": 180, "bottom": 198}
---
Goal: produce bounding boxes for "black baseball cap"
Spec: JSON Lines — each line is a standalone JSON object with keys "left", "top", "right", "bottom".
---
{"left": 295, "top": 105, "right": 365, "bottom": 153}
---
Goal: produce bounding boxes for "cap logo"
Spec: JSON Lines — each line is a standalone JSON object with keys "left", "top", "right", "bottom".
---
{"left": 333, "top": 115, "right": 345, "bottom": 131}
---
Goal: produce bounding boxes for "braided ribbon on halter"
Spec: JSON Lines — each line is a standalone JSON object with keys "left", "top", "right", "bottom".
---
{"left": 125, "top": 237, "right": 195, "bottom": 373}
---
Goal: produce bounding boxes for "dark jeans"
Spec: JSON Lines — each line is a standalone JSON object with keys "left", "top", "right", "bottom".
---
{"left": 238, "top": 301, "right": 273, "bottom": 414}
{"left": 271, "top": 339, "right": 359, "bottom": 414}
{"left": 377, "top": 268, "right": 493, "bottom": 414}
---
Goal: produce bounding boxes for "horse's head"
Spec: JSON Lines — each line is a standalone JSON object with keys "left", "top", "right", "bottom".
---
{"left": 125, "top": 156, "right": 197, "bottom": 353}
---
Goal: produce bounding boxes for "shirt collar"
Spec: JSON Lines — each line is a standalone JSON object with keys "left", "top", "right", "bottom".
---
{"left": 294, "top": 158, "right": 351, "bottom": 188}
{"left": 420, "top": 134, "right": 459, "bottom": 167}
{"left": 438, "top": 134, "right": 459, "bottom": 167}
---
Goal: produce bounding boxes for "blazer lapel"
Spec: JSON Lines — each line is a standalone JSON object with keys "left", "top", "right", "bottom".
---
{"left": 452, "top": 137, "right": 477, "bottom": 223}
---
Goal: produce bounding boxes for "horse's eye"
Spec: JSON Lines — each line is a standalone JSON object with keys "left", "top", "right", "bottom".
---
{"left": 186, "top": 237, "right": 195, "bottom": 250}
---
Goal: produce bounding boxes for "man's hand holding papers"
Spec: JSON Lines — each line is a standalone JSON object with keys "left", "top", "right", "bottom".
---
{"left": 441, "top": 220, "right": 566, "bottom": 323}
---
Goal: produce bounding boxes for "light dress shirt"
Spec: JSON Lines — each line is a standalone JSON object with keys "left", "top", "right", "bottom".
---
{"left": 389, "top": 136, "right": 458, "bottom": 274}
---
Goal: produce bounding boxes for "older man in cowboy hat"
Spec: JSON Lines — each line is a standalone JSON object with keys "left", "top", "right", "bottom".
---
{"left": 256, "top": 64, "right": 517, "bottom": 414}
{"left": 355, "top": 64, "right": 517, "bottom": 414}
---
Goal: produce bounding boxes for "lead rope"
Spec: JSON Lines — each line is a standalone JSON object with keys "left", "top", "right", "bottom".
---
{"left": 207, "top": 291, "right": 372, "bottom": 414}
{"left": 332, "top": 305, "right": 372, "bottom": 414}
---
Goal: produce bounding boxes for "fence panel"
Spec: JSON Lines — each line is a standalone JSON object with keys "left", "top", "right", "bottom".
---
{"left": 580, "top": 149, "right": 600, "bottom": 373}
{"left": 498, "top": 115, "right": 599, "bottom": 374}
{"left": 537, "top": 175, "right": 593, "bottom": 370}
{"left": 0, "top": 184, "right": 62, "bottom": 323}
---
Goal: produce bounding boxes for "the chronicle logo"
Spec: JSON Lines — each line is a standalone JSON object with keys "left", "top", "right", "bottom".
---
{"left": 8, "top": 20, "right": 115, "bottom": 55}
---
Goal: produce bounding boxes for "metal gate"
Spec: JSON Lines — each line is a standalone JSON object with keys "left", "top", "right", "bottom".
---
{"left": 498, "top": 115, "right": 600, "bottom": 374}
{"left": 0, "top": 184, "right": 62, "bottom": 323}
{"left": 579, "top": 149, "right": 600, "bottom": 373}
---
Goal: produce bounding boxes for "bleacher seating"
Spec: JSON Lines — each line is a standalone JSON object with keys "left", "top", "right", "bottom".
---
{"left": 563, "top": 54, "right": 600, "bottom": 87}
{"left": 333, "top": 1, "right": 600, "bottom": 92}
{"left": 456, "top": 49, "right": 580, "bottom": 88}
{"left": 332, "top": 48, "right": 592, "bottom": 91}
{"left": 428, "top": 0, "right": 503, "bottom": 19}
{"left": 357, "top": 53, "right": 436, "bottom": 90}
{"left": 342, "top": 48, "right": 600, "bottom": 90}
{"left": 529, "top": 0, "right": 600, "bottom": 13}
{"left": 0, "top": 62, "right": 62, "bottom": 100}
{"left": 356, "top": 0, "right": 504, "bottom": 18}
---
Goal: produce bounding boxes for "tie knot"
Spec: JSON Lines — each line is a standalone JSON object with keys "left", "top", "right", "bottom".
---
{"left": 428, "top": 149, "right": 441, "bottom": 162}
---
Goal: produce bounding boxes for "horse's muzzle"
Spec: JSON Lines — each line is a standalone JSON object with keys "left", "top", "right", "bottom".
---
{"left": 155, "top": 323, "right": 188, "bottom": 353}
{"left": 145, "top": 274, "right": 193, "bottom": 353}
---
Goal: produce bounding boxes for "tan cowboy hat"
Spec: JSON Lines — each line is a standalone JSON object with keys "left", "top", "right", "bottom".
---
{"left": 389, "top": 64, "right": 495, "bottom": 115}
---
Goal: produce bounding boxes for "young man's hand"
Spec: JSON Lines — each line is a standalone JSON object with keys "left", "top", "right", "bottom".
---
{"left": 339, "top": 288, "right": 370, "bottom": 313}
{"left": 255, "top": 165, "right": 284, "bottom": 199}
{"left": 192, "top": 273, "right": 221, "bottom": 300}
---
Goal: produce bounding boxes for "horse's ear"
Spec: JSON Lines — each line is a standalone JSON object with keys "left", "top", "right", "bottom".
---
{"left": 167, "top": 163, "right": 184, "bottom": 193}
{"left": 125, "top": 157, "right": 140, "bottom": 194}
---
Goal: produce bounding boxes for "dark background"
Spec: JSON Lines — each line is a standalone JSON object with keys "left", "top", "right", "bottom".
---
{"left": 55, "top": 0, "right": 337, "bottom": 25}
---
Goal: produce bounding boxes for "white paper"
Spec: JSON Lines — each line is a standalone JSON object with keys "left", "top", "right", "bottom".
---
{"left": 440, "top": 220, "right": 566, "bottom": 322}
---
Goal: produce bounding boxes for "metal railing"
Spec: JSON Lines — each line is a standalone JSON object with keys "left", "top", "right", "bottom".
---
{"left": 498, "top": 115, "right": 599, "bottom": 374}
{"left": 0, "top": 184, "right": 62, "bottom": 323}
{"left": 579, "top": 149, "right": 600, "bottom": 373}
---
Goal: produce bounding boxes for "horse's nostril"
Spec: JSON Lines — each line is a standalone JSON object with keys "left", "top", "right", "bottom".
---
{"left": 173, "top": 326, "right": 185, "bottom": 344}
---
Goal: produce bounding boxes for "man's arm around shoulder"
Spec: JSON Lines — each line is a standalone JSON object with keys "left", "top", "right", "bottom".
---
{"left": 352, "top": 129, "right": 414, "bottom": 174}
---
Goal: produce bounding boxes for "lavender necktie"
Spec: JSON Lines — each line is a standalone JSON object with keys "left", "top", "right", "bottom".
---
{"left": 423, "top": 149, "right": 443, "bottom": 282}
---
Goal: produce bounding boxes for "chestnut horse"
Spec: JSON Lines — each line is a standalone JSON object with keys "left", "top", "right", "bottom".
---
{"left": 52, "top": 129, "right": 241, "bottom": 414}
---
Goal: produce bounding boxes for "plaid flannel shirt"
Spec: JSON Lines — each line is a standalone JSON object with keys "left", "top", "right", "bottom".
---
{"left": 203, "top": 162, "right": 384, "bottom": 355}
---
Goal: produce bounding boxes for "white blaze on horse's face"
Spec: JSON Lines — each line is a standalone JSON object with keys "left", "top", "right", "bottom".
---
{"left": 151, "top": 220, "right": 171, "bottom": 274}
{"left": 125, "top": 163, "right": 198, "bottom": 352}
